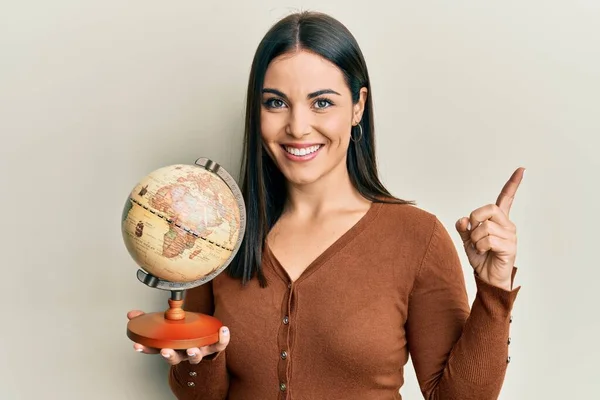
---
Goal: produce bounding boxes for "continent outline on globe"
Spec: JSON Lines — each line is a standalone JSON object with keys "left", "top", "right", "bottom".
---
{"left": 121, "top": 158, "right": 246, "bottom": 290}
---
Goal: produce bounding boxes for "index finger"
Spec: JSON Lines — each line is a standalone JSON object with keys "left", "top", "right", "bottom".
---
{"left": 161, "top": 348, "right": 187, "bottom": 365}
{"left": 127, "top": 310, "right": 145, "bottom": 320}
{"left": 496, "top": 167, "right": 525, "bottom": 216}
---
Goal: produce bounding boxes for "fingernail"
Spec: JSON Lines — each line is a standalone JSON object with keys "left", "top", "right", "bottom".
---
{"left": 162, "top": 353, "right": 171, "bottom": 359}
{"left": 135, "top": 348, "right": 143, "bottom": 353}
{"left": 222, "top": 327, "right": 229, "bottom": 334}
{"left": 467, "top": 222, "right": 471, "bottom": 230}
{"left": 187, "top": 351, "right": 195, "bottom": 357}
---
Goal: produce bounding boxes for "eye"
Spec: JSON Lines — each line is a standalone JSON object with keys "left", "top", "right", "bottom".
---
{"left": 264, "top": 98, "right": 287, "bottom": 109}
{"left": 313, "top": 98, "right": 334, "bottom": 109}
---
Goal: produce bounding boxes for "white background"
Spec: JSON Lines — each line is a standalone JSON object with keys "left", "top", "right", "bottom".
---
{"left": 1, "top": 1, "right": 598, "bottom": 398}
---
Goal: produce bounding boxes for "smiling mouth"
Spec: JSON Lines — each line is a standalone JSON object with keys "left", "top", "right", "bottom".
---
{"left": 282, "top": 144, "right": 323, "bottom": 157}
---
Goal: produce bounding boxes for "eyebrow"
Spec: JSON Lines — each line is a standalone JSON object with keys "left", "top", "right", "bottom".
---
{"left": 262, "top": 88, "right": 341, "bottom": 100}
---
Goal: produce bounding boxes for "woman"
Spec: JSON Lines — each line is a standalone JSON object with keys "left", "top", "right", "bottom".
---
{"left": 128, "top": 11, "right": 524, "bottom": 400}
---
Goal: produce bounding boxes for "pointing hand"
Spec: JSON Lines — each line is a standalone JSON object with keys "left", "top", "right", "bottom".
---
{"left": 455, "top": 167, "right": 525, "bottom": 290}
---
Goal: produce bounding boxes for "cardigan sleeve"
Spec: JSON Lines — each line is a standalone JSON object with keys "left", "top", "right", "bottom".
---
{"left": 405, "top": 218, "right": 520, "bottom": 400}
{"left": 167, "top": 280, "right": 229, "bottom": 400}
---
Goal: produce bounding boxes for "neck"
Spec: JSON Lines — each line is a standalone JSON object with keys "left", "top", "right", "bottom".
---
{"left": 284, "top": 160, "right": 369, "bottom": 218}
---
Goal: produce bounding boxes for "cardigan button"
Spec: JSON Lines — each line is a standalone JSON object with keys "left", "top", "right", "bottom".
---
{"left": 507, "top": 356, "right": 511, "bottom": 363}
{"left": 283, "top": 316, "right": 289, "bottom": 325}
{"left": 281, "top": 350, "right": 288, "bottom": 360}
{"left": 507, "top": 337, "right": 511, "bottom": 345}
{"left": 187, "top": 382, "right": 196, "bottom": 387}
{"left": 280, "top": 382, "right": 287, "bottom": 391}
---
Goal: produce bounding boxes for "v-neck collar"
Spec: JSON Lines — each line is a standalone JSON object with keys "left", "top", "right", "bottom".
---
{"left": 265, "top": 201, "right": 383, "bottom": 285}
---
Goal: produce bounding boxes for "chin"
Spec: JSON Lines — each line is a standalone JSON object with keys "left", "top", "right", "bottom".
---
{"left": 282, "top": 171, "right": 323, "bottom": 186}
{"left": 282, "top": 154, "right": 350, "bottom": 189}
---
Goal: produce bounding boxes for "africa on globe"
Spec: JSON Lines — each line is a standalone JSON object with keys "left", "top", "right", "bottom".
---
{"left": 121, "top": 162, "right": 243, "bottom": 284}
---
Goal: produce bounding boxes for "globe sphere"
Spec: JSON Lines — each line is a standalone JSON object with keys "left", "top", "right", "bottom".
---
{"left": 121, "top": 164, "right": 242, "bottom": 283}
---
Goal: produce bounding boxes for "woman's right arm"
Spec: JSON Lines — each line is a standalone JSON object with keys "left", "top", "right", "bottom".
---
{"left": 166, "top": 281, "right": 230, "bottom": 399}
{"left": 128, "top": 279, "right": 230, "bottom": 400}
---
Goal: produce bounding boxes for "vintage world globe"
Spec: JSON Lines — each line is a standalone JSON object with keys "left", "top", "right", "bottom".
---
{"left": 121, "top": 160, "right": 244, "bottom": 285}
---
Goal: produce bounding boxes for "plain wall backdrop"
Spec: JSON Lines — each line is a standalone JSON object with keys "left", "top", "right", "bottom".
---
{"left": 1, "top": 1, "right": 598, "bottom": 399}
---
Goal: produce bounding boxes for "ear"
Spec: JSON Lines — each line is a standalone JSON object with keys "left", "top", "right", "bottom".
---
{"left": 352, "top": 87, "right": 368, "bottom": 125}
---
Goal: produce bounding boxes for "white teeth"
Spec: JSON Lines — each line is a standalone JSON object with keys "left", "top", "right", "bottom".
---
{"left": 284, "top": 145, "right": 321, "bottom": 156}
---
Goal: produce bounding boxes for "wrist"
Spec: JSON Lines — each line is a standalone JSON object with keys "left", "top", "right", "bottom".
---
{"left": 489, "top": 280, "right": 512, "bottom": 291}
{"left": 475, "top": 271, "right": 512, "bottom": 291}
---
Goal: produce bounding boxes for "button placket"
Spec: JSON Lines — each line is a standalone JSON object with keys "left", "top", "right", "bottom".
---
{"left": 277, "top": 280, "right": 294, "bottom": 398}
{"left": 187, "top": 369, "right": 197, "bottom": 387}
{"left": 507, "top": 315, "right": 513, "bottom": 364}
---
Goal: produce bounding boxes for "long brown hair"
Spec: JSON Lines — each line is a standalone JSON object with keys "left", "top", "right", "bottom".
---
{"left": 227, "top": 11, "right": 414, "bottom": 286}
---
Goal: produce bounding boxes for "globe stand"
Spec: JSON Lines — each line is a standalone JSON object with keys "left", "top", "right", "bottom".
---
{"left": 123, "top": 158, "right": 246, "bottom": 351}
{"left": 127, "top": 289, "right": 223, "bottom": 350}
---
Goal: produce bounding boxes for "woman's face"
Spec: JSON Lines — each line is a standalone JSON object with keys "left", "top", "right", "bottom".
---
{"left": 260, "top": 50, "right": 367, "bottom": 187}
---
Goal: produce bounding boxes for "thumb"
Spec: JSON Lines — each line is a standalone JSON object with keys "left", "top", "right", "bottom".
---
{"left": 455, "top": 217, "right": 471, "bottom": 244}
{"left": 206, "top": 326, "right": 230, "bottom": 355}
{"left": 215, "top": 326, "right": 230, "bottom": 352}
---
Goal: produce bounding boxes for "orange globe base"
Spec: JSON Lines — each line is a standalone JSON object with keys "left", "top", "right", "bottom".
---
{"left": 127, "top": 298, "right": 223, "bottom": 350}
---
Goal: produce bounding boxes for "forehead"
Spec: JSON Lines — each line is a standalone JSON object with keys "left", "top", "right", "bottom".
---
{"left": 263, "top": 50, "right": 347, "bottom": 94}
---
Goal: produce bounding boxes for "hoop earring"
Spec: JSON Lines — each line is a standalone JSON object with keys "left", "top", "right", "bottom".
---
{"left": 351, "top": 123, "right": 363, "bottom": 142}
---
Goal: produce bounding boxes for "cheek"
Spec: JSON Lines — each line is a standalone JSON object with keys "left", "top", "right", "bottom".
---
{"left": 319, "top": 113, "right": 352, "bottom": 146}
{"left": 259, "top": 112, "right": 284, "bottom": 162}
{"left": 260, "top": 111, "right": 284, "bottom": 142}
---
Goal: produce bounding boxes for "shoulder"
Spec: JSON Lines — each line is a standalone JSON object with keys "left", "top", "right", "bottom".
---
{"left": 360, "top": 201, "right": 457, "bottom": 281}
{"left": 374, "top": 201, "right": 439, "bottom": 239}
{"left": 370, "top": 200, "right": 457, "bottom": 258}
{"left": 377, "top": 200, "right": 462, "bottom": 259}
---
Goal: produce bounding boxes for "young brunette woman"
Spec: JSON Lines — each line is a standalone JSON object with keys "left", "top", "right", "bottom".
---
{"left": 128, "top": 11, "right": 524, "bottom": 400}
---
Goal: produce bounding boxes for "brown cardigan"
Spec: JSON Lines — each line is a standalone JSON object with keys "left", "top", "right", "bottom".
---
{"left": 168, "top": 202, "right": 520, "bottom": 399}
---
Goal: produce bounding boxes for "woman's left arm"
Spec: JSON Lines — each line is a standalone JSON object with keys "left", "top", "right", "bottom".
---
{"left": 406, "top": 167, "right": 525, "bottom": 400}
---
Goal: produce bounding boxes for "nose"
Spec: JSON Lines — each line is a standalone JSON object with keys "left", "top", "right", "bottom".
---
{"left": 286, "top": 107, "right": 311, "bottom": 138}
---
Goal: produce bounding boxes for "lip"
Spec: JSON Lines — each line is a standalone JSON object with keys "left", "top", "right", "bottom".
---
{"left": 280, "top": 143, "right": 324, "bottom": 148}
{"left": 281, "top": 143, "right": 324, "bottom": 162}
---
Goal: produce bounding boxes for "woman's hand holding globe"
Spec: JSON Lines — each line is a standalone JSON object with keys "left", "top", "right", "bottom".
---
{"left": 127, "top": 310, "right": 231, "bottom": 365}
